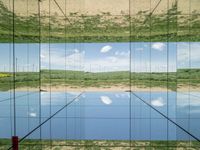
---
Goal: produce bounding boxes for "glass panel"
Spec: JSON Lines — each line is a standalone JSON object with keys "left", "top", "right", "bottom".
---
{"left": 0, "top": 0, "right": 200, "bottom": 149}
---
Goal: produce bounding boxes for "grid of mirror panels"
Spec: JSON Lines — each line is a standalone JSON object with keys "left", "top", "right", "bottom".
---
{"left": 0, "top": 0, "right": 41, "bottom": 149}
{"left": 0, "top": 0, "right": 200, "bottom": 149}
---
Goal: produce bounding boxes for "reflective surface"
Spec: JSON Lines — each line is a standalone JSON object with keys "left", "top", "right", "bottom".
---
{"left": 1, "top": 91, "right": 200, "bottom": 142}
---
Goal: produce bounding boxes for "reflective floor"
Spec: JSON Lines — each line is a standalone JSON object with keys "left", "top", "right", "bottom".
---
{"left": 1, "top": 92, "right": 200, "bottom": 141}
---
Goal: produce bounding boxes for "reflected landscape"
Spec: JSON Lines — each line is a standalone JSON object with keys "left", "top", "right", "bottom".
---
{"left": 1, "top": 0, "right": 200, "bottom": 148}
{"left": 1, "top": 91, "right": 200, "bottom": 142}
{"left": 0, "top": 42, "right": 200, "bottom": 149}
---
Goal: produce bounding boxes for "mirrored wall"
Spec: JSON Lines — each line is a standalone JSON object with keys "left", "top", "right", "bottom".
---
{"left": 0, "top": 0, "right": 200, "bottom": 149}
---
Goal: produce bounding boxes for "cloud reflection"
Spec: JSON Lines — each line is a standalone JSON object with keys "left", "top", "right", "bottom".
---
{"left": 100, "top": 96, "right": 112, "bottom": 105}
{"left": 151, "top": 97, "right": 165, "bottom": 107}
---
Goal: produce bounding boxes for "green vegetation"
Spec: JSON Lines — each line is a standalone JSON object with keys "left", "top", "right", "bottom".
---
{"left": 0, "top": 72, "right": 39, "bottom": 91}
{"left": 0, "top": 138, "right": 200, "bottom": 150}
{"left": 0, "top": 73, "right": 11, "bottom": 78}
{"left": 0, "top": 69, "right": 200, "bottom": 91}
{"left": 0, "top": 1, "right": 200, "bottom": 42}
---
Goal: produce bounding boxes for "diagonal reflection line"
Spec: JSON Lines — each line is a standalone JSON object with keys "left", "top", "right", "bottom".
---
{"left": 53, "top": 0, "right": 72, "bottom": 25}
{"left": 0, "top": 91, "right": 39, "bottom": 103}
{"left": 143, "top": 0, "right": 162, "bottom": 24}
{"left": 150, "top": 0, "right": 162, "bottom": 16}
{"left": 7, "top": 92, "right": 84, "bottom": 150}
{"left": 131, "top": 92, "right": 200, "bottom": 143}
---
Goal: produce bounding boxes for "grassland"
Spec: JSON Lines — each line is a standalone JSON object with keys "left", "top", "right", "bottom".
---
{"left": 0, "top": 73, "right": 10, "bottom": 78}
{"left": 1, "top": 138, "right": 200, "bottom": 150}
{"left": 0, "top": 69, "right": 199, "bottom": 91}
{"left": 0, "top": 1, "right": 200, "bottom": 42}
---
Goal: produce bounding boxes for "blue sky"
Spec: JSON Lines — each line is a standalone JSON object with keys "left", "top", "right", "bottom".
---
{"left": 0, "top": 42, "right": 200, "bottom": 72}
{"left": 0, "top": 43, "right": 39, "bottom": 72}
{"left": 41, "top": 42, "right": 177, "bottom": 72}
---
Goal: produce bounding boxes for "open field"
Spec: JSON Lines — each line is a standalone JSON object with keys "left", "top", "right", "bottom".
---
{"left": 2, "top": 0, "right": 200, "bottom": 16}
{"left": 1, "top": 138, "right": 200, "bottom": 150}
{"left": 0, "top": 69, "right": 199, "bottom": 91}
{"left": 0, "top": 0, "right": 200, "bottom": 42}
{"left": 0, "top": 73, "right": 10, "bottom": 78}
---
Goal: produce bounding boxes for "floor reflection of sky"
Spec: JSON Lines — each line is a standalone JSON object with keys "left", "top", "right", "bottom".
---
{"left": 0, "top": 91, "right": 200, "bottom": 141}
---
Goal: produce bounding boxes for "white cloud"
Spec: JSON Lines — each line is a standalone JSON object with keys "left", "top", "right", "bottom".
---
{"left": 151, "top": 97, "right": 165, "bottom": 107}
{"left": 40, "top": 54, "right": 45, "bottom": 58}
{"left": 29, "top": 112, "right": 37, "bottom": 117}
{"left": 100, "top": 96, "right": 112, "bottom": 105}
{"left": 100, "top": 45, "right": 112, "bottom": 53}
{"left": 74, "top": 49, "right": 79, "bottom": 53}
{"left": 152, "top": 42, "right": 165, "bottom": 51}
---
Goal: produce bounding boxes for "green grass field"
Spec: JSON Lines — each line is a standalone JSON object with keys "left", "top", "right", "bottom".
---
{"left": 0, "top": 1, "right": 200, "bottom": 43}
{"left": 0, "top": 69, "right": 199, "bottom": 91}
{"left": 1, "top": 138, "right": 200, "bottom": 150}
